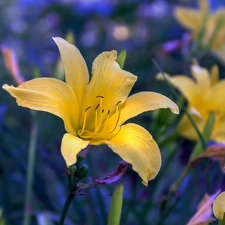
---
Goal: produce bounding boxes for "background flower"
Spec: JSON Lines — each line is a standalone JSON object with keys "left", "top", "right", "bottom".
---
{"left": 175, "top": 0, "right": 225, "bottom": 63}
{"left": 157, "top": 62, "right": 225, "bottom": 142}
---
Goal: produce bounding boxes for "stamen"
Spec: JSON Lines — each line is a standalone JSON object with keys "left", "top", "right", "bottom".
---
{"left": 116, "top": 101, "right": 122, "bottom": 106}
{"left": 85, "top": 106, "right": 91, "bottom": 112}
{"left": 96, "top": 96, "right": 104, "bottom": 99}
{"left": 95, "top": 104, "right": 100, "bottom": 111}
{"left": 93, "top": 96, "right": 104, "bottom": 133}
{"left": 101, "top": 110, "right": 110, "bottom": 131}
{"left": 111, "top": 101, "right": 122, "bottom": 133}
{"left": 80, "top": 107, "right": 91, "bottom": 135}
{"left": 96, "top": 96, "right": 103, "bottom": 114}
{"left": 94, "top": 106, "right": 98, "bottom": 132}
{"left": 110, "top": 126, "right": 122, "bottom": 139}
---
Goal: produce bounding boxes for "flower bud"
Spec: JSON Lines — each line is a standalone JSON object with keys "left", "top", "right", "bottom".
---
{"left": 77, "top": 164, "right": 89, "bottom": 180}
{"left": 67, "top": 165, "right": 77, "bottom": 175}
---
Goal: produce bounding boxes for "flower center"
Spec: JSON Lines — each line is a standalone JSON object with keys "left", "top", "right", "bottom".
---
{"left": 78, "top": 96, "right": 122, "bottom": 141}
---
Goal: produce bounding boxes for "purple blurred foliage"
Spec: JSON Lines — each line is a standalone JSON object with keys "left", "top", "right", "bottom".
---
{"left": 0, "top": 105, "right": 7, "bottom": 129}
{"left": 74, "top": 1, "right": 114, "bottom": 16}
{"left": 209, "top": 0, "right": 225, "bottom": 11}
{"left": 19, "top": 0, "right": 59, "bottom": 7}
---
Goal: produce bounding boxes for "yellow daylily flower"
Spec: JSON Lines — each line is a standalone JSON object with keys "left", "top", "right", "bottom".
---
{"left": 174, "top": 0, "right": 225, "bottom": 63}
{"left": 213, "top": 191, "right": 225, "bottom": 220}
{"left": 157, "top": 62, "right": 225, "bottom": 142}
{"left": 3, "top": 37, "right": 179, "bottom": 186}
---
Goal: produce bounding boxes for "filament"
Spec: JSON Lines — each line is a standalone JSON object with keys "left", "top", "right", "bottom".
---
{"left": 80, "top": 107, "right": 91, "bottom": 135}
{"left": 79, "top": 97, "right": 122, "bottom": 140}
{"left": 110, "top": 101, "right": 122, "bottom": 133}
{"left": 101, "top": 110, "right": 110, "bottom": 132}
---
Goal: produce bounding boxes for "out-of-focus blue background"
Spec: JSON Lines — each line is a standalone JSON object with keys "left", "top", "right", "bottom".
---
{"left": 1, "top": 0, "right": 225, "bottom": 224}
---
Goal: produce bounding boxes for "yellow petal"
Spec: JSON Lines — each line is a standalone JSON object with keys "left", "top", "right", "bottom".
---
{"left": 199, "top": 0, "right": 209, "bottom": 13}
{"left": 214, "top": 8, "right": 225, "bottom": 22}
{"left": 205, "top": 80, "right": 225, "bottom": 112}
{"left": 206, "top": 10, "right": 225, "bottom": 59}
{"left": 174, "top": 7, "right": 202, "bottom": 31}
{"left": 105, "top": 123, "right": 161, "bottom": 186}
{"left": 119, "top": 91, "right": 179, "bottom": 125}
{"left": 211, "top": 114, "right": 225, "bottom": 142}
{"left": 3, "top": 78, "right": 79, "bottom": 135}
{"left": 213, "top": 191, "right": 225, "bottom": 220}
{"left": 61, "top": 133, "right": 90, "bottom": 166}
{"left": 82, "top": 51, "right": 137, "bottom": 114}
{"left": 53, "top": 37, "right": 89, "bottom": 105}
{"left": 178, "top": 113, "right": 204, "bottom": 141}
{"left": 191, "top": 64, "right": 211, "bottom": 91}
{"left": 210, "top": 64, "right": 219, "bottom": 85}
{"left": 157, "top": 73, "right": 200, "bottom": 106}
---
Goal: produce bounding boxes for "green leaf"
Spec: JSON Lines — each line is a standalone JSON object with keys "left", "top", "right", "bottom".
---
{"left": 33, "top": 68, "right": 41, "bottom": 78}
{"left": 153, "top": 59, "right": 206, "bottom": 149}
{"left": 219, "top": 212, "right": 225, "bottom": 225}
{"left": 107, "top": 184, "right": 124, "bottom": 225}
{"left": 190, "top": 111, "right": 215, "bottom": 160}
{"left": 116, "top": 50, "right": 126, "bottom": 69}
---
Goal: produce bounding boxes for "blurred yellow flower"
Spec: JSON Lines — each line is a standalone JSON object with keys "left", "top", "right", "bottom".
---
{"left": 174, "top": 0, "right": 225, "bottom": 63}
{"left": 213, "top": 191, "right": 225, "bottom": 220}
{"left": 3, "top": 37, "right": 179, "bottom": 186}
{"left": 157, "top": 62, "right": 225, "bottom": 142}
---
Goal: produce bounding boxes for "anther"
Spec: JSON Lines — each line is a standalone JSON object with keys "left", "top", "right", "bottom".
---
{"left": 102, "top": 109, "right": 104, "bottom": 113}
{"left": 95, "top": 104, "right": 100, "bottom": 111}
{"left": 111, "top": 101, "right": 122, "bottom": 133}
{"left": 116, "top": 101, "right": 122, "bottom": 106}
{"left": 85, "top": 106, "right": 91, "bottom": 112}
{"left": 96, "top": 95, "right": 104, "bottom": 99}
{"left": 80, "top": 107, "right": 91, "bottom": 135}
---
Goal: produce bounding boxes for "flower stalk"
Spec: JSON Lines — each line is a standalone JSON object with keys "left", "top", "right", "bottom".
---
{"left": 59, "top": 157, "right": 89, "bottom": 225}
{"left": 190, "top": 112, "right": 215, "bottom": 160}
{"left": 23, "top": 111, "right": 38, "bottom": 225}
{"left": 58, "top": 193, "right": 74, "bottom": 225}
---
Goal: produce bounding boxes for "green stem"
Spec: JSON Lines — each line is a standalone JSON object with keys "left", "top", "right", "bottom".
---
{"left": 157, "top": 165, "right": 192, "bottom": 225}
{"left": 123, "top": 181, "right": 141, "bottom": 223}
{"left": 170, "top": 164, "right": 192, "bottom": 194}
{"left": 190, "top": 112, "right": 215, "bottom": 160}
{"left": 140, "top": 145, "right": 179, "bottom": 224}
{"left": 153, "top": 59, "right": 206, "bottom": 150}
{"left": 86, "top": 154, "right": 107, "bottom": 224}
{"left": 159, "top": 196, "right": 181, "bottom": 225}
{"left": 158, "top": 112, "right": 214, "bottom": 223}
{"left": 158, "top": 131, "right": 179, "bottom": 149}
{"left": 22, "top": 111, "right": 38, "bottom": 225}
{"left": 156, "top": 164, "right": 193, "bottom": 225}
{"left": 58, "top": 194, "right": 74, "bottom": 225}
